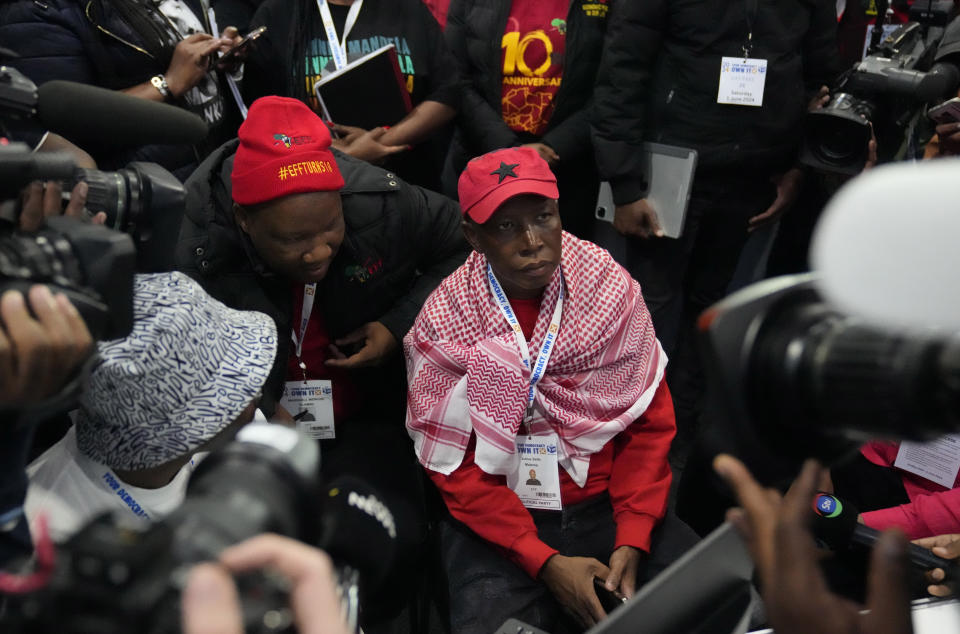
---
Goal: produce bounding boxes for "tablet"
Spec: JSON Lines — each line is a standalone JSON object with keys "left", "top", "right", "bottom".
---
{"left": 595, "top": 142, "right": 698, "bottom": 239}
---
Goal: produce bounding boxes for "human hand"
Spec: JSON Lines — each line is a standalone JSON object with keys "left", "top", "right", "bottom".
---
{"left": 325, "top": 321, "right": 397, "bottom": 369}
{"left": 215, "top": 26, "right": 249, "bottom": 72}
{"left": 523, "top": 143, "right": 560, "bottom": 166}
{"left": 605, "top": 545, "right": 640, "bottom": 598}
{"left": 271, "top": 402, "right": 297, "bottom": 427}
{"left": 613, "top": 199, "right": 663, "bottom": 239}
{"left": 0, "top": 286, "right": 94, "bottom": 407}
{"left": 19, "top": 181, "right": 107, "bottom": 232}
{"left": 540, "top": 554, "right": 612, "bottom": 628}
{"left": 714, "top": 454, "right": 913, "bottom": 634}
{"left": 339, "top": 127, "right": 408, "bottom": 164}
{"left": 330, "top": 124, "right": 366, "bottom": 147}
{"left": 808, "top": 85, "right": 830, "bottom": 112}
{"left": 912, "top": 533, "right": 960, "bottom": 597}
{"left": 935, "top": 121, "right": 960, "bottom": 156}
{"left": 748, "top": 167, "right": 804, "bottom": 232}
{"left": 219, "top": 26, "right": 242, "bottom": 53}
{"left": 863, "top": 123, "right": 878, "bottom": 172}
{"left": 166, "top": 33, "right": 230, "bottom": 97}
{"left": 182, "top": 534, "right": 349, "bottom": 634}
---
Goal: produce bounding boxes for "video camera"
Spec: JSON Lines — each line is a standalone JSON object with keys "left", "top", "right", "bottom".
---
{"left": 697, "top": 156, "right": 960, "bottom": 479}
{"left": 0, "top": 65, "right": 192, "bottom": 344}
{"left": 697, "top": 274, "right": 960, "bottom": 476}
{"left": 1, "top": 64, "right": 189, "bottom": 274}
{"left": 3, "top": 423, "right": 398, "bottom": 633}
{"left": 801, "top": 1, "right": 960, "bottom": 174}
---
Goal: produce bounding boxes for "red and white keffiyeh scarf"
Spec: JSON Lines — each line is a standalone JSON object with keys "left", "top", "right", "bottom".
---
{"left": 404, "top": 233, "right": 667, "bottom": 487}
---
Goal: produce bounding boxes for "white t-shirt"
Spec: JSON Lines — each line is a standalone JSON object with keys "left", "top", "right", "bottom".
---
{"left": 24, "top": 427, "right": 201, "bottom": 543}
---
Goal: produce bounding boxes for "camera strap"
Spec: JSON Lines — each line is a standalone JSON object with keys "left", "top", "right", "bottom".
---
{"left": 316, "top": 0, "right": 364, "bottom": 71}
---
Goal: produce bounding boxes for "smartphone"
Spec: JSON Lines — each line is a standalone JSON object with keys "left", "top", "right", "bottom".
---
{"left": 928, "top": 97, "right": 960, "bottom": 125}
{"left": 217, "top": 25, "right": 267, "bottom": 68}
{"left": 593, "top": 577, "right": 627, "bottom": 613}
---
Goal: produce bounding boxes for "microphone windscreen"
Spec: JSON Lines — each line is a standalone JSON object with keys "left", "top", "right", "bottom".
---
{"left": 36, "top": 81, "right": 208, "bottom": 149}
{"left": 320, "top": 475, "right": 398, "bottom": 593}
{"left": 811, "top": 159, "right": 960, "bottom": 334}
{"left": 810, "top": 492, "right": 860, "bottom": 550}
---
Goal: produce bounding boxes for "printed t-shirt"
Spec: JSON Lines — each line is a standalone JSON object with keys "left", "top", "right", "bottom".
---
{"left": 501, "top": 0, "right": 569, "bottom": 135}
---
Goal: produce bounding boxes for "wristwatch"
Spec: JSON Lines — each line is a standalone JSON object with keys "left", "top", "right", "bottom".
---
{"left": 150, "top": 74, "right": 172, "bottom": 100}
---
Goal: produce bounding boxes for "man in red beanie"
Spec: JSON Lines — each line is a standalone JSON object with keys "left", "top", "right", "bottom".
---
{"left": 175, "top": 95, "right": 468, "bottom": 627}
{"left": 405, "top": 147, "right": 697, "bottom": 633}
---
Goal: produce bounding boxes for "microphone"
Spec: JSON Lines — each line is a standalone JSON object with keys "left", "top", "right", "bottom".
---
{"left": 811, "top": 492, "right": 959, "bottom": 584}
{"left": 810, "top": 159, "right": 960, "bottom": 335}
{"left": 35, "top": 80, "right": 208, "bottom": 149}
{"left": 319, "top": 475, "right": 399, "bottom": 596}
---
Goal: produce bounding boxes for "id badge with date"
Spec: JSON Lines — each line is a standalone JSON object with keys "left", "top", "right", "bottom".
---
{"left": 717, "top": 57, "right": 768, "bottom": 107}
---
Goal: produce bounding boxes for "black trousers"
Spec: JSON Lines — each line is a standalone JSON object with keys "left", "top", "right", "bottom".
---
{"left": 440, "top": 494, "right": 700, "bottom": 634}
{"left": 622, "top": 174, "right": 777, "bottom": 462}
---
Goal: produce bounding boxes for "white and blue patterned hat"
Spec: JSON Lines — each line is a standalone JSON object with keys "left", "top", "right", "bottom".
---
{"left": 75, "top": 272, "right": 278, "bottom": 471}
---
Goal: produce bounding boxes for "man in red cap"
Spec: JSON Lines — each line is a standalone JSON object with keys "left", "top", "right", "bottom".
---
{"left": 175, "top": 95, "right": 468, "bottom": 627}
{"left": 405, "top": 147, "right": 696, "bottom": 633}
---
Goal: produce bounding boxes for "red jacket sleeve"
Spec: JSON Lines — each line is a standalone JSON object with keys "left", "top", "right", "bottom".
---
{"left": 861, "top": 486, "right": 960, "bottom": 539}
{"left": 609, "top": 380, "right": 676, "bottom": 552}
{"left": 427, "top": 442, "right": 559, "bottom": 578}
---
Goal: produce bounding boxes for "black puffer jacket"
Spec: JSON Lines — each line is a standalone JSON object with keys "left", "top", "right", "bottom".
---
{"left": 0, "top": 0, "right": 236, "bottom": 179}
{"left": 176, "top": 139, "right": 469, "bottom": 416}
{"left": 445, "top": 0, "right": 609, "bottom": 170}
{"left": 592, "top": 0, "right": 840, "bottom": 204}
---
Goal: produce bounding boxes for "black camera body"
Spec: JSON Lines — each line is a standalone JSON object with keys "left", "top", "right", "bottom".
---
{"left": 801, "top": 19, "right": 960, "bottom": 174}
{"left": 6, "top": 424, "right": 323, "bottom": 634}
{"left": 697, "top": 274, "right": 960, "bottom": 478}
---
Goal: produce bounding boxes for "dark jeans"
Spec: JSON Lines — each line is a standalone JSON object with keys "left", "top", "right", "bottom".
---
{"left": 623, "top": 176, "right": 777, "bottom": 463}
{"left": 440, "top": 494, "right": 700, "bottom": 634}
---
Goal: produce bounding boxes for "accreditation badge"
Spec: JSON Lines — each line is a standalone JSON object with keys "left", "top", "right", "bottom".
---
{"left": 508, "top": 432, "right": 563, "bottom": 511}
{"left": 717, "top": 57, "right": 768, "bottom": 107}
{"left": 281, "top": 379, "right": 335, "bottom": 440}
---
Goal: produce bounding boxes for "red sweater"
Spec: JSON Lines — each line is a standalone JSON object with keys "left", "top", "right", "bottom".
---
{"left": 427, "top": 296, "right": 676, "bottom": 578}
{"left": 859, "top": 441, "right": 960, "bottom": 539}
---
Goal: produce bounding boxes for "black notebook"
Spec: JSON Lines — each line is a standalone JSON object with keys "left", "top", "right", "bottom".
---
{"left": 313, "top": 44, "right": 412, "bottom": 130}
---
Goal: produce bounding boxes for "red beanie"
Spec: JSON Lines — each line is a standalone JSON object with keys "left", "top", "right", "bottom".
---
{"left": 232, "top": 96, "right": 345, "bottom": 206}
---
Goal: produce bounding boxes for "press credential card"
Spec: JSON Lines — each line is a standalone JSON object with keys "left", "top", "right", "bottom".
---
{"left": 717, "top": 57, "right": 768, "bottom": 107}
{"left": 281, "top": 379, "right": 335, "bottom": 440}
{"left": 894, "top": 435, "right": 960, "bottom": 489}
{"left": 508, "top": 433, "right": 562, "bottom": 511}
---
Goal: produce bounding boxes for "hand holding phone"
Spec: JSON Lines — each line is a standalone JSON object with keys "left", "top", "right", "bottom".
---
{"left": 593, "top": 576, "right": 627, "bottom": 613}
{"left": 217, "top": 25, "right": 267, "bottom": 70}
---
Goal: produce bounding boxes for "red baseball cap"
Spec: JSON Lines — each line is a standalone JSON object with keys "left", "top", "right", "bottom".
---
{"left": 232, "top": 96, "right": 345, "bottom": 206}
{"left": 458, "top": 147, "right": 559, "bottom": 224}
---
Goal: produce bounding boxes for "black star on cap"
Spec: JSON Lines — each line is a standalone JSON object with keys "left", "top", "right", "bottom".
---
{"left": 490, "top": 161, "right": 520, "bottom": 183}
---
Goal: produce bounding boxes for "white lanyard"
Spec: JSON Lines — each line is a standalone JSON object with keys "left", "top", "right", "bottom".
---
{"left": 291, "top": 283, "right": 317, "bottom": 373}
{"left": 316, "top": 0, "right": 364, "bottom": 71}
{"left": 205, "top": 7, "right": 249, "bottom": 119}
{"left": 486, "top": 264, "right": 564, "bottom": 420}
